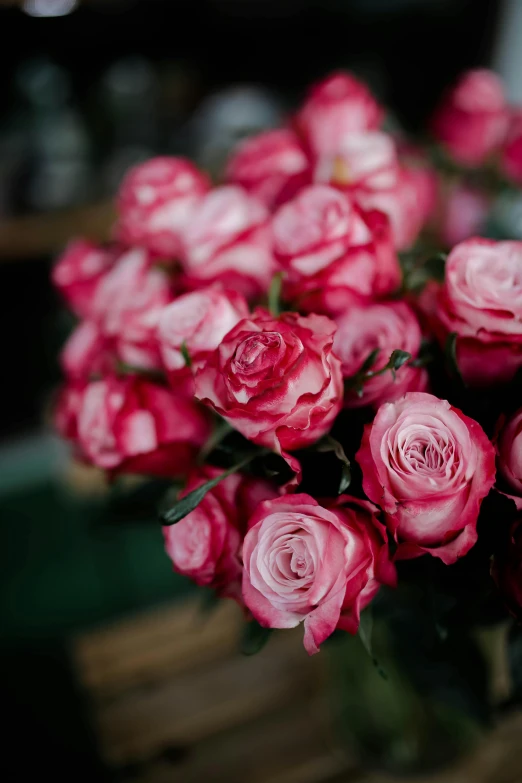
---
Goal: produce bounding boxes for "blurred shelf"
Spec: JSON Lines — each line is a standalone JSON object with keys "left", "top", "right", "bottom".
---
{"left": 0, "top": 200, "right": 115, "bottom": 260}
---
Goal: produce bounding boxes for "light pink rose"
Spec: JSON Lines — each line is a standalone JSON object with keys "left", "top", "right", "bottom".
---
{"left": 334, "top": 301, "right": 428, "bottom": 408}
{"left": 432, "top": 69, "right": 508, "bottom": 166}
{"left": 75, "top": 375, "right": 211, "bottom": 476}
{"left": 157, "top": 286, "right": 249, "bottom": 382}
{"left": 272, "top": 185, "right": 401, "bottom": 315}
{"left": 501, "top": 109, "right": 522, "bottom": 186}
{"left": 180, "top": 185, "right": 276, "bottom": 299}
{"left": 226, "top": 128, "right": 311, "bottom": 209}
{"left": 116, "top": 156, "right": 210, "bottom": 258}
{"left": 52, "top": 239, "right": 116, "bottom": 318}
{"left": 242, "top": 494, "right": 396, "bottom": 654}
{"left": 314, "top": 130, "right": 399, "bottom": 196}
{"left": 194, "top": 309, "right": 343, "bottom": 461}
{"left": 439, "top": 185, "right": 490, "bottom": 248}
{"left": 496, "top": 409, "right": 522, "bottom": 510}
{"left": 432, "top": 238, "right": 522, "bottom": 385}
{"left": 163, "top": 468, "right": 278, "bottom": 601}
{"left": 295, "top": 71, "right": 383, "bottom": 158}
{"left": 356, "top": 392, "right": 496, "bottom": 564}
{"left": 92, "top": 247, "right": 174, "bottom": 370}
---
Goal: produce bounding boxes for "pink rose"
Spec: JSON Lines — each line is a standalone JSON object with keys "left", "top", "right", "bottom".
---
{"left": 60, "top": 320, "right": 112, "bottom": 380}
{"left": 439, "top": 185, "right": 490, "bottom": 248}
{"left": 157, "top": 286, "right": 249, "bottom": 382}
{"left": 334, "top": 301, "right": 428, "bottom": 408}
{"left": 432, "top": 238, "right": 522, "bottom": 385}
{"left": 314, "top": 130, "right": 399, "bottom": 196}
{"left": 180, "top": 185, "right": 276, "bottom": 299}
{"left": 92, "top": 247, "right": 174, "bottom": 370}
{"left": 272, "top": 185, "right": 401, "bottom": 315}
{"left": 54, "top": 381, "right": 86, "bottom": 442}
{"left": 194, "top": 309, "right": 343, "bottom": 457}
{"left": 75, "top": 375, "right": 211, "bottom": 476}
{"left": 52, "top": 239, "right": 116, "bottom": 318}
{"left": 432, "top": 69, "right": 508, "bottom": 166}
{"left": 116, "top": 156, "right": 210, "bottom": 258}
{"left": 501, "top": 109, "right": 522, "bottom": 186}
{"left": 295, "top": 71, "right": 383, "bottom": 158}
{"left": 356, "top": 392, "right": 496, "bottom": 564}
{"left": 496, "top": 409, "right": 522, "bottom": 510}
{"left": 226, "top": 128, "right": 311, "bottom": 209}
{"left": 163, "top": 468, "right": 278, "bottom": 600}
{"left": 242, "top": 494, "right": 396, "bottom": 654}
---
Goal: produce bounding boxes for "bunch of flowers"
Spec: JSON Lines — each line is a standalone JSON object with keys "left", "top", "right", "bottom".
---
{"left": 53, "top": 70, "right": 522, "bottom": 682}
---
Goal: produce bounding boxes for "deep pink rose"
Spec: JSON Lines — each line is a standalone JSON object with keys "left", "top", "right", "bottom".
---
{"left": 163, "top": 468, "right": 278, "bottom": 601}
{"left": 334, "top": 301, "right": 428, "bottom": 408}
{"left": 314, "top": 130, "right": 399, "bottom": 196}
{"left": 272, "top": 185, "right": 401, "bottom": 315}
{"left": 496, "top": 409, "right": 522, "bottom": 510}
{"left": 432, "top": 69, "right": 508, "bottom": 166}
{"left": 241, "top": 494, "right": 396, "bottom": 654}
{"left": 295, "top": 71, "right": 383, "bottom": 158}
{"left": 501, "top": 109, "right": 522, "bottom": 186}
{"left": 157, "top": 286, "right": 249, "bottom": 383}
{"left": 92, "top": 247, "right": 174, "bottom": 370}
{"left": 194, "top": 309, "right": 343, "bottom": 459}
{"left": 61, "top": 320, "right": 114, "bottom": 380}
{"left": 226, "top": 128, "right": 311, "bottom": 209}
{"left": 492, "top": 517, "right": 522, "bottom": 620}
{"left": 439, "top": 185, "right": 490, "bottom": 248}
{"left": 356, "top": 392, "right": 496, "bottom": 564}
{"left": 433, "top": 238, "right": 522, "bottom": 386}
{"left": 75, "top": 376, "right": 211, "bottom": 476}
{"left": 180, "top": 185, "right": 276, "bottom": 299}
{"left": 116, "top": 156, "right": 210, "bottom": 258}
{"left": 52, "top": 239, "right": 116, "bottom": 318}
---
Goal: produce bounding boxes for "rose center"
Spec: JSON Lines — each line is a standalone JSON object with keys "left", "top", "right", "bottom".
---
{"left": 232, "top": 332, "right": 283, "bottom": 374}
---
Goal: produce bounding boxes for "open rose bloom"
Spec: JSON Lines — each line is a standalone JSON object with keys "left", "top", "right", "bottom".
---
{"left": 54, "top": 67, "right": 522, "bottom": 697}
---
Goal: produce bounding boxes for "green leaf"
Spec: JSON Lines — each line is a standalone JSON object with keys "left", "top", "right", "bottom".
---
{"left": 316, "top": 435, "right": 351, "bottom": 493}
{"left": 359, "top": 607, "right": 387, "bottom": 679}
{"left": 424, "top": 252, "right": 447, "bottom": 282}
{"left": 180, "top": 341, "right": 192, "bottom": 369}
{"left": 242, "top": 620, "right": 272, "bottom": 655}
{"left": 388, "top": 349, "right": 412, "bottom": 381}
{"left": 161, "top": 451, "right": 262, "bottom": 525}
{"left": 268, "top": 271, "right": 284, "bottom": 316}
{"left": 445, "top": 332, "right": 464, "bottom": 384}
{"left": 199, "top": 417, "right": 234, "bottom": 461}
{"left": 359, "top": 347, "right": 381, "bottom": 374}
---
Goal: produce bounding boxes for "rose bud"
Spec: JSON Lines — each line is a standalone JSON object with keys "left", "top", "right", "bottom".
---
{"left": 60, "top": 320, "right": 112, "bottom": 380}
{"left": 52, "top": 239, "right": 116, "bottom": 318}
{"left": 334, "top": 301, "right": 428, "bottom": 409}
{"left": 501, "top": 109, "right": 522, "bottom": 186}
{"left": 194, "top": 309, "right": 343, "bottom": 456}
{"left": 272, "top": 185, "right": 401, "bottom": 315}
{"left": 295, "top": 71, "right": 383, "bottom": 158}
{"left": 226, "top": 128, "right": 311, "bottom": 209}
{"left": 496, "top": 409, "right": 522, "bottom": 510}
{"left": 314, "top": 130, "right": 399, "bottom": 196}
{"left": 432, "top": 69, "right": 508, "bottom": 166}
{"left": 431, "top": 238, "right": 522, "bottom": 386}
{"left": 180, "top": 185, "right": 276, "bottom": 299}
{"left": 356, "top": 392, "right": 496, "bottom": 564}
{"left": 116, "top": 156, "right": 210, "bottom": 258}
{"left": 75, "top": 376, "right": 211, "bottom": 476}
{"left": 439, "top": 184, "right": 490, "bottom": 248}
{"left": 92, "top": 247, "right": 174, "bottom": 371}
{"left": 492, "top": 517, "right": 522, "bottom": 620}
{"left": 157, "top": 286, "right": 248, "bottom": 383}
{"left": 242, "top": 494, "right": 396, "bottom": 655}
{"left": 163, "top": 468, "right": 278, "bottom": 601}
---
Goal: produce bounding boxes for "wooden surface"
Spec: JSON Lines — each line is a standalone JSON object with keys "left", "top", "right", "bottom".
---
{"left": 72, "top": 599, "right": 522, "bottom": 783}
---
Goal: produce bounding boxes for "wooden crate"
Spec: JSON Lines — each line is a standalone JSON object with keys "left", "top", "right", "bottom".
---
{"left": 72, "top": 599, "right": 522, "bottom": 783}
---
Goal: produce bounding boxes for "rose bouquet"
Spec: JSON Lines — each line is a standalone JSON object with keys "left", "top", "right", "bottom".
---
{"left": 53, "top": 69, "right": 522, "bottom": 771}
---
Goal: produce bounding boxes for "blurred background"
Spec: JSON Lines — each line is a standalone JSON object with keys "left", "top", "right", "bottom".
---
{"left": 0, "top": 1, "right": 519, "bottom": 780}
